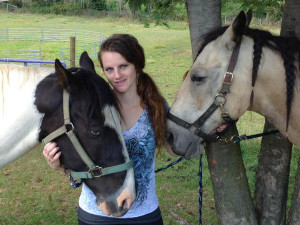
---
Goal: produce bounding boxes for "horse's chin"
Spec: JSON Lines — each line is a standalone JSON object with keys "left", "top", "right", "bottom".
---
{"left": 184, "top": 141, "right": 205, "bottom": 160}
{"left": 184, "top": 122, "right": 228, "bottom": 159}
{"left": 95, "top": 185, "right": 135, "bottom": 217}
{"left": 111, "top": 211, "right": 128, "bottom": 217}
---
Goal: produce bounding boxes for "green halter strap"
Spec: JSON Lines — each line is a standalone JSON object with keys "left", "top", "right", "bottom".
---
{"left": 42, "top": 90, "right": 133, "bottom": 179}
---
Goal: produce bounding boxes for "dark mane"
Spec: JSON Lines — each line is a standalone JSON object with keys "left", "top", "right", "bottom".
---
{"left": 35, "top": 67, "right": 119, "bottom": 129}
{"left": 197, "top": 26, "right": 300, "bottom": 131}
{"left": 195, "top": 26, "right": 229, "bottom": 60}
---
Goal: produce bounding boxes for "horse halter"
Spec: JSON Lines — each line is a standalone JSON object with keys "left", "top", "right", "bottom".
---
{"left": 42, "top": 90, "right": 133, "bottom": 181}
{"left": 167, "top": 42, "right": 241, "bottom": 142}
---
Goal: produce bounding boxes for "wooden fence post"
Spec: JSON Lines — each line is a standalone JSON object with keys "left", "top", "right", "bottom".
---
{"left": 70, "top": 36, "right": 76, "bottom": 67}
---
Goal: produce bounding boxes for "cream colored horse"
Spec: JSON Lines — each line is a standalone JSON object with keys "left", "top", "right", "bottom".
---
{"left": 0, "top": 64, "right": 54, "bottom": 167}
{"left": 167, "top": 11, "right": 300, "bottom": 159}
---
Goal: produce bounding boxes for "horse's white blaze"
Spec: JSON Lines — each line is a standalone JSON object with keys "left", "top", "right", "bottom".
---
{"left": 101, "top": 105, "right": 136, "bottom": 211}
{"left": 0, "top": 64, "right": 54, "bottom": 168}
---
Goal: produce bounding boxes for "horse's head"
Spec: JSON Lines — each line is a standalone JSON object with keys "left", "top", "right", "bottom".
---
{"left": 35, "top": 52, "right": 135, "bottom": 217}
{"left": 167, "top": 11, "right": 254, "bottom": 159}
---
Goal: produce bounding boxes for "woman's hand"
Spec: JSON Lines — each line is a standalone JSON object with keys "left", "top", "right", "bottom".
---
{"left": 42, "top": 142, "right": 63, "bottom": 172}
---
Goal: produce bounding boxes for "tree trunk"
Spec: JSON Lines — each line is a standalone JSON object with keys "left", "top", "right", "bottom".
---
{"left": 280, "top": 0, "right": 300, "bottom": 38}
{"left": 206, "top": 125, "right": 258, "bottom": 225}
{"left": 254, "top": 120, "right": 292, "bottom": 225}
{"left": 185, "top": 0, "right": 257, "bottom": 223}
{"left": 287, "top": 160, "right": 300, "bottom": 224}
{"left": 280, "top": 0, "right": 300, "bottom": 224}
{"left": 254, "top": 0, "right": 300, "bottom": 224}
{"left": 185, "top": 0, "right": 221, "bottom": 60}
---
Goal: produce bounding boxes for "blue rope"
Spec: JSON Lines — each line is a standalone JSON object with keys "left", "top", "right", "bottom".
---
{"left": 199, "top": 154, "right": 203, "bottom": 225}
{"left": 155, "top": 155, "right": 203, "bottom": 224}
{"left": 155, "top": 156, "right": 185, "bottom": 173}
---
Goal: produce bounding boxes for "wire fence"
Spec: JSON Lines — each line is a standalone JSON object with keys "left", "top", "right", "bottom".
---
{"left": 223, "top": 15, "right": 281, "bottom": 27}
{"left": 0, "top": 28, "right": 106, "bottom": 44}
{"left": 0, "top": 28, "right": 106, "bottom": 67}
{"left": 0, "top": 2, "right": 19, "bottom": 13}
{"left": 0, "top": 50, "right": 41, "bottom": 60}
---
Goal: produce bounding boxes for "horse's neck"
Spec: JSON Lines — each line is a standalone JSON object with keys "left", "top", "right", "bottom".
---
{"left": 252, "top": 49, "right": 300, "bottom": 146}
{"left": 0, "top": 64, "right": 54, "bottom": 168}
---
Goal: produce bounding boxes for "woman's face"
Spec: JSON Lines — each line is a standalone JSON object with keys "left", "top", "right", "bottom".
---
{"left": 101, "top": 51, "right": 137, "bottom": 94}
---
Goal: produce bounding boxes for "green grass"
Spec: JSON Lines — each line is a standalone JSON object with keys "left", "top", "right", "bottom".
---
{"left": 0, "top": 11, "right": 299, "bottom": 225}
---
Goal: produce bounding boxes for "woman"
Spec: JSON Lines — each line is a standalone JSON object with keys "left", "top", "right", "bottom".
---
{"left": 43, "top": 34, "right": 176, "bottom": 225}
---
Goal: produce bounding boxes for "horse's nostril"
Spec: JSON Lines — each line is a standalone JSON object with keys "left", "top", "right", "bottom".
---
{"left": 121, "top": 199, "right": 129, "bottom": 211}
{"left": 167, "top": 132, "right": 174, "bottom": 143}
{"left": 116, "top": 199, "right": 130, "bottom": 217}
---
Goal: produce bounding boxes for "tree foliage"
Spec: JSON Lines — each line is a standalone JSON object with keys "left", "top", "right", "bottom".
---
{"left": 124, "top": 0, "right": 185, "bottom": 25}
{"left": 124, "top": 0, "right": 284, "bottom": 22}
{"left": 10, "top": 0, "right": 284, "bottom": 22}
{"left": 24, "top": 0, "right": 107, "bottom": 11}
{"left": 239, "top": 0, "right": 284, "bottom": 19}
{"left": 124, "top": 0, "right": 146, "bottom": 13}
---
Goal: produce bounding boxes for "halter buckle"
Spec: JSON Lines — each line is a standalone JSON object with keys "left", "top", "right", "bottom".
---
{"left": 89, "top": 166, "right": 103, "bottom": 178}
{"left": 187, "top": 122, "right": 200, "bottom": 134}
{"left": 223, "top": 72, "right": 233, "bottom": 84}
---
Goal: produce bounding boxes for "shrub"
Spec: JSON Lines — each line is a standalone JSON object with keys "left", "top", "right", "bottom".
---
{"left": 9, "top": 0, "right": 22, "bottom": 8}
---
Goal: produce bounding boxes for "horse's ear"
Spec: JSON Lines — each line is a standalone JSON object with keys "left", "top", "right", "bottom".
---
{"left": 55, "top": 59, "right": 70, "bottom": 90}
{"left": 79, "top": 51, "right": 96, "bottom": 73}
{"left": 219, "top": 11, "right": 247, "bottom": 49}
{"left": 245, "top": 9, "right": 252, "bottom": 28}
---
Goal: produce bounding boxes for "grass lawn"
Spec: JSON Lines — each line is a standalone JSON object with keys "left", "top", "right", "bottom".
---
{"left": 0, "top": 11, "right": 299, "bottom": 225}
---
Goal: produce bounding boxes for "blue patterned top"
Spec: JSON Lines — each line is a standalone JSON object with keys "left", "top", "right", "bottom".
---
{"left": 78, "top": 109, "right": 159, "bottom": 218}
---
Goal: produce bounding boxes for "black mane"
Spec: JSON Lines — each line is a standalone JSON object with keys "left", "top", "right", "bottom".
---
{"left": 69, "top": 67, "right": 119, "bottom": 125}
{"left": 35, "top": 67, "right": 119, "bottom": 141}
{"left": 197, "top": 25, "right": 300, "bottom": 131}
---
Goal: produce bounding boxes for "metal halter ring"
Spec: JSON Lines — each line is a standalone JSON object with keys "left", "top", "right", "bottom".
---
{"left": 65, "top": 122, "right": 74, "bottom": 132}
{"left": 89, "top": 166, "right": 103, "bottom": 178}
{"left": 214, "top": 94, "right": 226, "bottom": 106}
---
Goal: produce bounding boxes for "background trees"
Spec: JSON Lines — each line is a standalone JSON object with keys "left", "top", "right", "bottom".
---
{"left": 8, "top": 0, "right": 285, "bottom": 22}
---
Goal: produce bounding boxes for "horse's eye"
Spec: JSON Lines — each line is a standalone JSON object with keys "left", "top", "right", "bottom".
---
{"left": 90, "top": 130, "right": 101, "bottom": 136}
{"left": 191, "top": 74, "right": 205, "bottom": 83}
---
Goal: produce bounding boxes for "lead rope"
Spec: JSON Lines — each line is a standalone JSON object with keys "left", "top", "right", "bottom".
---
{"left": 199, "top": 154, "right": 203, "bottom": 225}
{"left": 220, "top": 129, "right": 279, "bottom": 144}
{"left": 155, "top": 156, "right": 203, "bottom": 224}
{"left": 154, "top": 156, "right": 185, "bottom": 173}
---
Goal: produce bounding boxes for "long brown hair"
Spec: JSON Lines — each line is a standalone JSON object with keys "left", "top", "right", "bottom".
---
{"left": 98, "top": 34, "right": 167, "bottom": 150}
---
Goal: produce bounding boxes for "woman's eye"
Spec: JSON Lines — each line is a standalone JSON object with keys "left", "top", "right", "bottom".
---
{"left": 105, "top": 68, "right": 113, "bottom": 73}
{"left": 90, "top": 130, "right": 101, "bottom": 136}
{"left": 191, "top": 74, "right": 206, "bottom": 83}
{"left": 120, "top": 64, "right": 128, "bottom": 69}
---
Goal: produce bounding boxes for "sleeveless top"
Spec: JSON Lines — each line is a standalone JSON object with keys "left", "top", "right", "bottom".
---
{"left": 78, "top": 109, "right": 159, "bottom": 218}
